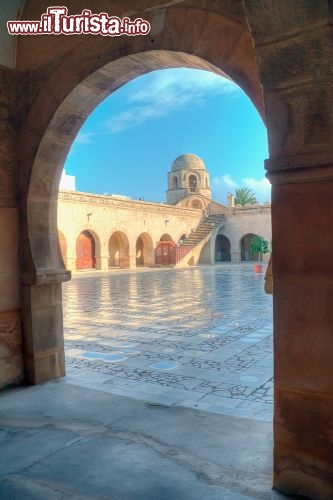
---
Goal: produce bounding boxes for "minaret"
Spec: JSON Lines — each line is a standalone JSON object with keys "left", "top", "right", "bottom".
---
{"left": 166, "top": 154, "right": 212, "bottom": 205}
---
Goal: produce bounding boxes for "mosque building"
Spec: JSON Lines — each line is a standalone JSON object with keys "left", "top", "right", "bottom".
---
{"left": 57, "top": 154, "right": 271, "bottom": 271}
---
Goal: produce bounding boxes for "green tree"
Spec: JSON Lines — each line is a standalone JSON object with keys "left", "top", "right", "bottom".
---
{"left": 250, "top": 235, "right": 270, "bottom": 262}
{"left": 234, "top": 187, "right": 257, "bottom": 206}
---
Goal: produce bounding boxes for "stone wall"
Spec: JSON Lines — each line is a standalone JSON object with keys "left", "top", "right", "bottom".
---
{"left": 0, "top": 67, "right": 22, "bottom": 390}
{"left": 223, "top": 206, "right": 272, "bottom": 262}
{"left": 58, "top": 190, "right": 272, "bottom": 270}
{"left": 57, "top": 190, "right": 203, "bottom": 270}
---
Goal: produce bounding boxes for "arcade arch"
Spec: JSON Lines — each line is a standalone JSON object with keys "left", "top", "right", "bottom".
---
{"left": 136, "top": 233, "right": 154, "bottom": 267}
{"left": 160, "top": 233, "right": 173, "bottom": 241}
{"left": 240, "top": 233, "right": 257, "bottom": 262}
{"left": 191, "top": 199, "right": 202, "bottom": 209}
{"left": 24, "top": 44, "right": 264, "bottom": 388}
{"left": 108, "top": 231, "right": 130, "bottom": 268}
{"left": 189, "top": 174, "right": 198, "bottom": 192}
{"left": 76, "top": 230, "right": 97, "bottom": 270}
{"left": 215, "top": 235, "right": 231, "bottom": 262}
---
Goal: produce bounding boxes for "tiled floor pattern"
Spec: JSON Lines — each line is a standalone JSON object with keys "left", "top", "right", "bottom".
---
{"left": 63, "top": 264, "right": 273, "bottom": 421}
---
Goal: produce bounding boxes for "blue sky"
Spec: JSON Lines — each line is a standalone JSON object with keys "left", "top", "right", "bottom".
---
{"left": 64, "top": 68, "right": 270, "bottom": 204}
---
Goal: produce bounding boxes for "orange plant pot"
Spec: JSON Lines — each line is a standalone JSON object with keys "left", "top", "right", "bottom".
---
{"left": 253, "top": 264, "right": 263, "bottom": 273}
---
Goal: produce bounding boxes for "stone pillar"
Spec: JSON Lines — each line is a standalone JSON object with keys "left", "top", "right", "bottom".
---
{"left": 65, "top": 237, "right": 76, "bottom": 272}
{"left": 0, "top": 68, "right": 23, "bottom": 389}
{"left": 243, "top": 1, "right": 333, "bottom": 496}
{"left": 269, "top": 168, "right": 333, "bottom": 498}
{"left": 128, "top": 254, "right": 136, "bottom": 269}
{"left": 22, "top": 191, "right": 71, "bottom": 384}
{"left": 230, "top": 252, "right": 240, "bottom": 263}
{"left": 227, "top": 193, "right": 235, "bottom": 208}
{"left": 66, "top": 258, "right": 76, "bottom": 273}
{"left": 21, "top": 274, "right": 66, "bottom": 384}
{"left": 199, "top": 238, "right": 214, "bottom": 264}
{"left": 96, "top": 256, "right": 109, "bottom": 272}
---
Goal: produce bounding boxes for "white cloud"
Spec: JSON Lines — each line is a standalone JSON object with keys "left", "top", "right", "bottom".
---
{"left": 212, "top": 173, "right": 271, "bottom": 204}
{"left": 75, "top": 131, "right": 97, "bottom": 144}
{"left": 106, "top": 68, "right": 238, "bottom": 134}
{"left": 212, "top": 174, "right": 237, "bottom": 191}
{"left": 242, "top": 177, "right": 271, "bottom": 203}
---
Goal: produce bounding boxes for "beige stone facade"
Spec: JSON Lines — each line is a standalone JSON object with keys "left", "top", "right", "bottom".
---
{"left": 57, "top": 189, "right": 203, "bottom": 271}
{"left": 57, "top": 155, "right": 271, "bottom": 272}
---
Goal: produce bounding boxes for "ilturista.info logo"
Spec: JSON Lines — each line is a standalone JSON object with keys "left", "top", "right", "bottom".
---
{"left": 7, "top": 6, "right": 151, "bottom": 36}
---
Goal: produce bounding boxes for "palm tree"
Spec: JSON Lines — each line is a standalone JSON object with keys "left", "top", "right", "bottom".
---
{"left": 234, "top": 187, "right": 257, "bottom": 206}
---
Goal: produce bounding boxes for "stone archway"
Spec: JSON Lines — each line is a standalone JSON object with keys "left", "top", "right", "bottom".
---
{"left": 108, "top": 231, "right": 130, "bottom": 268}
{"left": 191, "top": 199, "right": 202, "bottom": 209}
{"left": 20, "top": 4, "right": 264, "bottom": 386}
{"left": 189, "top": 174, "right": 198, "bottom": 192}
{"left": 215, "top": 235, "right": 231, "bottom": 262}
{"left": 160, "top": 233, "right": 172, "bottom": 241}
{"left": 136, "top": 233, "right": 154, "bottom": 267}
{"left": 76, "top": 230, "right": 96, "bottom": 270}
{"left": 21, "top": 33, "right": 264, "bottom": 385}
{"left": 240, "top": 233, "right": 257, "bottom": 261}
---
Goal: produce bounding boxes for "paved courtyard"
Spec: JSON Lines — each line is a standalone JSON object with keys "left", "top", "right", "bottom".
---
{"left": 63, "top": 263, "right": 273, "bottom": 421}
{"left": 1, "top": 265, "right": 300, "bottom": 500}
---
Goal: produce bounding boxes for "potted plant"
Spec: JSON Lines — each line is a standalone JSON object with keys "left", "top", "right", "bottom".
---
{"left": 250, "top": 235, "right": 270, "bottom": 273}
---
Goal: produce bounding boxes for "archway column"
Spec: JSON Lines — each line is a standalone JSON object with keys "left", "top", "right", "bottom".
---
{"left": 128, "top": 254, "right": 137, "bottom": 269}
{"left": 63, "top": 234, "right": 76, "bottom": 272}
{"left": 243, "top": 2, "right": 333, "bottom": 495}
{"left": 199, "top": 238, "right": 214, "bottom": 264}
{"left": 21, "top": 269, "right": 70, "bottom": 384}
{"left": 96, "top": 256, "right": 109, "bottom": 272}
{"left": 230, "top": 252, "right": 240, "bottom": 263}
{"left": 268, "top": 161, "right": 333, "bottom": 499}
{"left": 0, "top": 68, "right": 22, "bottom": 389}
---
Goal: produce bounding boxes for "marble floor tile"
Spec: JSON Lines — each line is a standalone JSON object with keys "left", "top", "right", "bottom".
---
{"left": 63, "top": 263, "right": 273, "bottom": 421}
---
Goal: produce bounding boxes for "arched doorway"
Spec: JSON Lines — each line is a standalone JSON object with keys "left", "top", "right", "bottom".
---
{"left": 23, "top": 47, "right": 263, "bottom": 386}
{"left": 108, "top": 231, "right": 130, "bottom": 268}
{"left": 76, "top": 230, "right": 96, "bottom": 270}
{"left": 240, "top": 233, "right": 257, "bottom": 261}
{"left": 189, "top": 174, "right": 198, "bottom": 192}
{"left": 160, "top": 233, "right": 172, "bottom": 241}
{"left": 191, "top": 199, "right": 202, "bottom": 209}
{"left": 58, "top": 230, "right": 67, "bottom": 268}
{"left": 21, "top": 8, "right": 270, "bottom": 476}
{"left": 136, "top": 233, "right": 154, "bottom": 267}
{"left": 156, "top": 234, "right": 175, "bottom": 265}
{"left": 215, "top": 235, "right": 231, "bottom": 262}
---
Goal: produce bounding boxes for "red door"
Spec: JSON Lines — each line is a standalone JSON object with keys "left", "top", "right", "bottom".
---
{"left": 155, "top": 241, "right": 176, "bottom": 265}
{"left": 76, "top": 231, "right": 95, "bottom": 270}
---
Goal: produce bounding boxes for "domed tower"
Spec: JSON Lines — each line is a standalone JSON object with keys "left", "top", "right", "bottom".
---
{"left": 166, "top": 154, "right": 212, "bottom": 205}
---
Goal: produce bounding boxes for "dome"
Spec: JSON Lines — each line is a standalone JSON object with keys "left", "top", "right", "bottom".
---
{"left": 171, "top": 154, "right": 206, "bottom": 172}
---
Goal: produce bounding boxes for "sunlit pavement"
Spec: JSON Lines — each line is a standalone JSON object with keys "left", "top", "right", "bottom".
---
{"left": 1, "top": 267, "right": 302, "bottom": 499}
{"left": 63, "top": 263, "right": 273, "bottom": 421}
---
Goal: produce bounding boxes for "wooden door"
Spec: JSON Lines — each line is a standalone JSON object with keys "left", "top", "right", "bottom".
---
{"left": 76, "top": 231, "right": 95, "bottom": 269}
{"left": 155, "top": 241, "right": 176, "bottom": 265}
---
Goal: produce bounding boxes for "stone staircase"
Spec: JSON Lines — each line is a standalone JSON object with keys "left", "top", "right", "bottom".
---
{"left": 175, "top": 214, "right": 225, "bottom": 267}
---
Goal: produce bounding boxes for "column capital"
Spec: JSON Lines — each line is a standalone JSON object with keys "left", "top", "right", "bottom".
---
{"left": 21, "top": 268, "right": 71, "bottom": 286}
{"left": 265, "top": 151, "right": 333, "bottom": 185}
